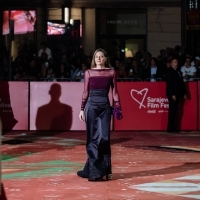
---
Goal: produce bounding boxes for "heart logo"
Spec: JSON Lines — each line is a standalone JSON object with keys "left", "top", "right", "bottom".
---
{"left": 130, "top": 88, "right": 148, "bottom": 109}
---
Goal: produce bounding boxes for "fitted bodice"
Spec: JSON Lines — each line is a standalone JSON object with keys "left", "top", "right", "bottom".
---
{"left": 81, "top": 68, "right": 120, "bottom": 110}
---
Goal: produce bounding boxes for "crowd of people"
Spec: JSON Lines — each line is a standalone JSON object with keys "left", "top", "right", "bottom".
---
{"left": 0, "top": 42, "right": 200, "bottom": 82}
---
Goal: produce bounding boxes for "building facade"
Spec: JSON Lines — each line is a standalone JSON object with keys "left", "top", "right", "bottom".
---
{"left": 0, "top": 0, "right": 199, "bottom": 60}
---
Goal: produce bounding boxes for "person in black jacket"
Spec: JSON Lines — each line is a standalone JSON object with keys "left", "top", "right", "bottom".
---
{"left": 144, "top": 57, "right": 163, "bottom": 81}
{"left": 165, "top": 58, "right": 187, "bottom": 133}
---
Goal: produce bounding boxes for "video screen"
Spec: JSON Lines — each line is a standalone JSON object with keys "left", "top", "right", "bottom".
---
{"left": 3, "top": 10, "right": 36, "bottom": 35}
{"left": 47, "top": 22, "right": 66, "bottom": 35}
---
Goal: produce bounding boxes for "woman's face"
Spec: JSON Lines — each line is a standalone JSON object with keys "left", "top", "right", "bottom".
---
{"left": 95, "top": 51, "right": 106, "bottom": 67}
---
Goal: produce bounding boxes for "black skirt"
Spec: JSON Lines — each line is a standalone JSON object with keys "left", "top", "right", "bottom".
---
{"left": 85, "top": 90, "right": 111, "bottom": 160}
{"left": 84, "top": 89, "right": 112, "bottom": 178}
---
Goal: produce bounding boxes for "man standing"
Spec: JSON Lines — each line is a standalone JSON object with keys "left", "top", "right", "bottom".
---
{"left": 165, "top": 58, "right": 187, "bottom": 133}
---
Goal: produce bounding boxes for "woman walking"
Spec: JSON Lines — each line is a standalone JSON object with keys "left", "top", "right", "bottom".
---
{"left": 78, "top": 48, "right": 122, "bottom": 181}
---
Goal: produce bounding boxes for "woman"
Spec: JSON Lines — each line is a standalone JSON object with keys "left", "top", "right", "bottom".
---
{"left": 78, "top": 48, "right": 122, "bottom": 181}
{"left": 180, "top": 57, "right": 197, "bottom": 81}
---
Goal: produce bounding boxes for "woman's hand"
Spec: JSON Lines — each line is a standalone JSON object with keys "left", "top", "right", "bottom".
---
{"left": 79, "top": 110, "right": 85, "bottom": 121}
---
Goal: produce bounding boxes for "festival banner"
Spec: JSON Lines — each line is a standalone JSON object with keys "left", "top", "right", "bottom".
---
{"left": 30, "top": 82, "right": 113, "bottom": 131}
{"left": 0, "top": 82, "right": 28, "bottom": 130}
{"left": 114, "top": 82, "right": 198, "bottom": 131}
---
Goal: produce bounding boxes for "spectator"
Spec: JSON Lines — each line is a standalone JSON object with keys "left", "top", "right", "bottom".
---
{"left": 162, "top": 59, "right": 172, "bottom": 80}
{"left": 135, "top": 51, "right": 143, "bottom": 62}
{"left": 157, "top": 49, "right": 166, "bottom": 61}
{"left": 180, "top": 57, "right": 197, "bottom": 81}
{"left": 132, "top": 59, "right": 144, "bottom": 80}
{"left": 56, "top": 62, "right": 70, "bottom": 79}
{"left": 125, "top": 57, "right": 132, "bottom": 74}
{"left": 60, "top": 53, "right": 71, "bottom": 71}
{"left": 25, "top": 57, "right": 39, "bottom": 80}
{"left": 75, "top": 63, "right": 87, "bottom": 82}
{"left": 194, "top": 56, "right": 200, "bottom": 78}
{"left": 85, "top": 56, "right": 92, "bottom": 67}
{"left": 39, "top": 52, "right": 48, "bottom": 66}
{"left": 141, "top": 51, "right": 152, "bottom": 68}
{"left": 174, "top": 45, "right": 181, "bottom": 57}
{"left": 144, "top": 57, "right": 163, "bottom": 81}
{"left": 114, "top": 58, "right": 121, "bottom": 70}
{"left": 0, "top": 57, "right": 9, "bottom": 80}
{"left": 46, "top": 66, "right": 54, "bottom": 79}
{"left": 166, "top": 47, "right": 172, "bottom": 57}
{"left": 38, "top": 42, "right": 52, "bottom": 60}
{"left": 39, "top": 62, "right": 49, "bottom": 79}
{"left": 116, "top": 62, "right": 127, "bottom": 79}
{"left": 14, "top": 72, "right": 22, "bottom": 81}
{"left": 70, "top": 63, "right": 80, "bottom": 81}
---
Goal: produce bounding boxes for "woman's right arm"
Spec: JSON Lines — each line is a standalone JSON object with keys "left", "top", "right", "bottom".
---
{"left": 79, "top": 70, "right": 89, "bottom": 121}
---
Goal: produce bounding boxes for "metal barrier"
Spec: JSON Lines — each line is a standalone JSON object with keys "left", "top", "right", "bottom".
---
{"left": 117, "top": 78, "right": 143, "bottom": 82}
{"left": 188, "top": 78, "right": 200, "bottom": 82}
{"left": 144, "top": 78, "right": 163, "bottom": 82}
{"left": 20, "top": 78, "right": 36, "bottom": 81}
{"left": 117, "top": 78, "right": 163, "bottom": 82}
{"left": 39, "top": 78, "right": 72, "bottom": 82}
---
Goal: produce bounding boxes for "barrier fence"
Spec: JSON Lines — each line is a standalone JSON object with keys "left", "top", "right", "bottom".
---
{"left": 0, "top": 81, "right": 199, "bottom": 131}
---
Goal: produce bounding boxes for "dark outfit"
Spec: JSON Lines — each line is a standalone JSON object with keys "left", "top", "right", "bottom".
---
{"left": 165, "top": 67, "right": 187, "bottom": 132}
{"left": 144, "top": 66, "right": 163, "bottom": 80}
{"left": 78, "top": 68, "right": 120, "bottom": 181}
{"left": 196, "top": 65, "right": 200, "bottom": 78}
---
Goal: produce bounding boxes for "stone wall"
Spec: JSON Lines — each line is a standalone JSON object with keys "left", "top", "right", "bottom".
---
{"left": 147, "top": 7, "right": 181, "bottom": 57}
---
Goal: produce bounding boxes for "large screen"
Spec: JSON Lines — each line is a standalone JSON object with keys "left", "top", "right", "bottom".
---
{"left": 47, "top": 21, "right": 66, "bottom": 35}
{"left": 3, "top": 10, "right": 36, "bottom": 35}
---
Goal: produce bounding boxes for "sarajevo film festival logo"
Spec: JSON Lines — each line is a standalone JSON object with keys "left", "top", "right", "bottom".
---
{"left": 130, "top": 88, "right": 148, "bottom": 109}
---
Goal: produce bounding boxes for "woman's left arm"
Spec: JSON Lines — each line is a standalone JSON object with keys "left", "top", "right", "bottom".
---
{"left": 112, "top": 70, "right": 121, "bottom": 107}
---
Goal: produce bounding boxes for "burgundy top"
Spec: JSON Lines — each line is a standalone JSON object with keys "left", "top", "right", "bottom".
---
{"left": 81, "top": 68, "right": 120, "bottom": 110}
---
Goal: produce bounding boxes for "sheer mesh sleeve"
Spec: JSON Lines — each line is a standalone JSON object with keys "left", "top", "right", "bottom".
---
{"left": 112, "top": 70, "right": 121, "bottom": 107}
{"left": 81, "top": 70, "right": 90, "bottom": 110}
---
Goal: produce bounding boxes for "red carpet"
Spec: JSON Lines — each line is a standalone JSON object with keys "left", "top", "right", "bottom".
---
{"left": 1, "top": 131, "right": 200, "bottom": 200}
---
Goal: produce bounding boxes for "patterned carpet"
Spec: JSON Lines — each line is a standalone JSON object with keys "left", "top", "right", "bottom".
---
{"left": 1, "top": 131, "right": 200, "bottom": 200}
